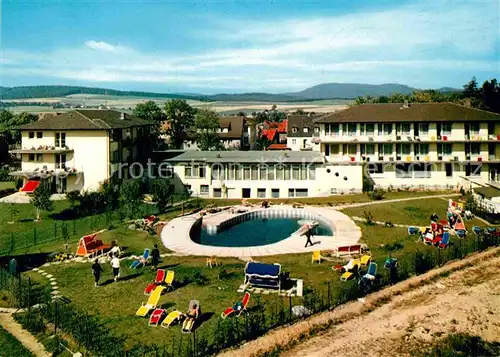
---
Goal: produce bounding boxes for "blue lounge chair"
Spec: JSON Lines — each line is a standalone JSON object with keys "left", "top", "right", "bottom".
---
{"left": 362, "top": 262, "right": 377, "bottom": 281}
{"left": 244, "top": 262, "right": 281, "bottom": 291}
{"left": 439, "top": 232, "right": 450, "bottom": 249}
{"left": 130, "top": 248, "right": 150, "bottom": 269}
{"left": 455, "top": 230, "right": 466, "bottom": 239}
{"left": 407, "top": 226, "right": 419, "bottom": 235}
{"left": 384, "top": 257, "right": 398, "bottom": 269}
{"left": 472, "top": 226, "right": 482, "bottom": 235}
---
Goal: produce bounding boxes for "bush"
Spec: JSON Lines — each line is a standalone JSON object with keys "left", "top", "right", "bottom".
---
{"left": 192, "top": 271, "right": 208, "bottom": 285}
{"left": 66, "top": 191, "right": 80, "bottom": 209}
{"left": 382, "top": 241, "right": 404, "bottom": 252}
{"left": 362, "top": 211, "right": 375, "bottom": 225}
{"left": 368, "top": 189, "right": 385, "bottom": 200}
{"left": 419, "top": 333, "right": 500, "bottom": 357}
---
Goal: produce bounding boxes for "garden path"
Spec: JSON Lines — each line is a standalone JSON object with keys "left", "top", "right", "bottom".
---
{"left": 0, "top": 313, "right": 51, "bottom": 357}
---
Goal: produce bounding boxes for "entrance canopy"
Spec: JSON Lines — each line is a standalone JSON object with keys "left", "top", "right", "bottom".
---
{"left": 20, "top": 180, "right": 40, "bottom": 193}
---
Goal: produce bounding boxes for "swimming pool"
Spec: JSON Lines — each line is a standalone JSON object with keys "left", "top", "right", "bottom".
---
{"left": 191, "top": 214, "right": 334, "bottom": 247}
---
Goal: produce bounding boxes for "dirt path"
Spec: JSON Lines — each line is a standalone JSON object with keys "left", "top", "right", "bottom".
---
{"left": 0, "top": 313, "right": 51, "bottom": 357}
{"left": 336, "top": 193, "right": 459, "bottom": 209}
{"left": 217, "top": 247, "right": 500, "bottom": 357}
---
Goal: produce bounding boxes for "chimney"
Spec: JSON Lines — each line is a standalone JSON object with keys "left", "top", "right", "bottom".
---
{"left": 120, "top": 112, "right": 126, "bottom": 120}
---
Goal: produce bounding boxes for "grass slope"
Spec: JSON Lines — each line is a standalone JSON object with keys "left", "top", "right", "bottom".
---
{"left": 0, "top": 326, "right": 35, "bottom": 357}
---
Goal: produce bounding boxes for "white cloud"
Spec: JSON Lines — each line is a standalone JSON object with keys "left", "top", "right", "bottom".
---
{"left": 84, "top": 40, "right": 126, "bottom": 53}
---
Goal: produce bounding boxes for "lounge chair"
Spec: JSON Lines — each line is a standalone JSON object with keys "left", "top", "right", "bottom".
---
{"left": 362, "top": 262, "right": 378, "bottom": 281}
{"left": 221, "top": 292, "right": 251, "bottom": 319}
{"left": 439, "top": 232, "right": 450, "bottom": 249}
{"left": 148, "top": 308, "right": 165, "bottom": 327}
{"left": 144, "top": 269, "right": 166, "bottom": 295}
{"left": 384, "top": 257, "right": 398, "bottom": 269}
{"left": 456, "top": 229, "right": 466, "bottom": 238}
{"left": 473, "top": 226, "right": 482, "bottom": 235}
{"left": 407, "top": 226, "right": 419, "bottom": 235}
{"left": 182, "top": 300, "right": 200, "bottom": 333}
{"left": 161, "top": 310, "right": 184, "bottom": 328}
{"left": 221, "top": 307, "right": 235, "bottom": 319}
{"left": 130, "top": 248, "right": 150, "bottom": 269}
{"left": 340, "top": 271, "right": 355, "bottom": 281}
{"left": 136, "top": 286, "right": 165, "bottom": 317}
{"left": 360, "top": 255, "right": 371, "bottom": 266}
{"left": 237, "top": 292, "right": 250, "bottom": 316}
{"left": 165, "top": 270, "right": 175, "bottom": 292}
{"left": 311, "top": 251, "right": 321, "bottom": 264}
{"left": 333, "top": 258, "right": 359, "bottom": 272}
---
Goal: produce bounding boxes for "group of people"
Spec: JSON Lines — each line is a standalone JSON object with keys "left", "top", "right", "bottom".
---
{"left": 91, "top": 243, "right": 161, "bottom": 287}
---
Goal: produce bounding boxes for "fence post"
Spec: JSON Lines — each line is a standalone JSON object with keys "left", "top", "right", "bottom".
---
{"left": 72, "top": 220, "right": 76, "bottom": 235}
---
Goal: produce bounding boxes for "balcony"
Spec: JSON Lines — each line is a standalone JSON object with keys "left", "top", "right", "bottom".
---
{"left": 10, "top": 167, "right": 81, "bottom": 178}
{"left": 10, "top": 145, "right": 74, "bottom": 154}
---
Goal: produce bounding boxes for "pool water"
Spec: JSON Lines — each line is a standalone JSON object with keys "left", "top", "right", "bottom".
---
{"left": 193, "top": 218, "right": 333, "bottom": 247}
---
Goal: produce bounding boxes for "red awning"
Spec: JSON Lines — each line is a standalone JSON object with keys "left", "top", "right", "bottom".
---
{"left": 21, "top": 180, "right": 41, "bottom": 193}
{"left": 267, "top": 144, "right": 289, "bottom": 150}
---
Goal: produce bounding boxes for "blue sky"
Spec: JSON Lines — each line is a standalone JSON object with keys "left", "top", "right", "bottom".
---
{"left": 1, "top": 0, "right": 499, "bottom": 94}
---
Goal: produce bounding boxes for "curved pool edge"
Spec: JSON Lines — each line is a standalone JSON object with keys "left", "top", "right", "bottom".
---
{"left": 160, "top": 205, "right": 361, "bottom": 257}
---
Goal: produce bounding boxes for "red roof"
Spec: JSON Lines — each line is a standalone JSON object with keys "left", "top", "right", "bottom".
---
{"left": 267, "top": 144, "right": 290, "bottom": 150}
{"left": 261, "top": 129, "right": 277, "bottom": 141}
{"left": 21, "top": 180, "right": 40, "bottom": 193}
{"left": 277, "top": 120, "right": 288, "bottom": 133}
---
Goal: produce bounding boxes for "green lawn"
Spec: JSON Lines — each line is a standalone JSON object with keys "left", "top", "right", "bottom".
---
{"left": 0, "top": 326, "right": 35, "bottom": 357}
{"left": 0, "top": 181, "right": 15, "bottom": 190}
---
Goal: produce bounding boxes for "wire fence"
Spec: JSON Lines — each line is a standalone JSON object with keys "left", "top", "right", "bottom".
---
{"left": 1, "top": 229, "right": 499, "bottom": 357}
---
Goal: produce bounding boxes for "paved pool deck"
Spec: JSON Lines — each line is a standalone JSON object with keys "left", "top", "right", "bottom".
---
{"left": 160, "top": 205, "right": 362, "bottom": 257}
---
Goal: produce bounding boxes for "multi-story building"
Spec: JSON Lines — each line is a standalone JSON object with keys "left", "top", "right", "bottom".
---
{"left": 286, "top": 115, "right": 320, "bottom": 151}
{"left": 310, "top": 102, "right": 500, "bottom": 190}
{"left": 10, "top": 110, "right": 154, "bottom": 193}
{"left": 182, "top": 116, "right": 250, "bottom": 150}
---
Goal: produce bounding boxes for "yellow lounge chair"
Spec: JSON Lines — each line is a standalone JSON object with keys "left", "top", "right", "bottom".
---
{"left": 165, "top": 270, "right": 175, "bottom": 291}
{"left": 311, "top": 251, "right": 321, "bottom": 264}
{"left": 161, "top": 310, "right": 184, "bottom": 328}
{"left": 341, "top": 271, "right": 354, "bottom": 281}
{"left": 136, "top": 286, "right": 165, "bottom": 317}
{"left": 360, "top": 255, "right": 371, "bottom": 266}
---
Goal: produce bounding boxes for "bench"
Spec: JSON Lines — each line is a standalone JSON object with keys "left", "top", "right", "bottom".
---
{"left": 333, "top": 245, "right": 361, "bottom": 257}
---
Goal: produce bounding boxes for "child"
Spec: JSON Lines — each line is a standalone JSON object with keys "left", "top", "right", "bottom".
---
{"left": 111, "top": 255, "right": 120, "bottom": 282}
{"left": 91, "top": 259, "right": 102, "bottom": 287}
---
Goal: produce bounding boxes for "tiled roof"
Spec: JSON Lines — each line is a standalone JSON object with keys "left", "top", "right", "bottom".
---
{"left": 267, "top": 143, "right": 290, "bottom": 150}
{"left": 261, "top": 129, "right": 277, "bottom": 141}
{"left": 165, "top": 150, "right": 324, "bottom": 163}
{"left": 288, "top": 115, "right": 319, "bottom": 138}
{"left": 18, "top": 110, "right": 153, "bottom": 130}
{"left": 314, "top": 103, "right": 500, "bottom": 124}
{"left": 277, "top": 120, "right": 288, "bottom": 133}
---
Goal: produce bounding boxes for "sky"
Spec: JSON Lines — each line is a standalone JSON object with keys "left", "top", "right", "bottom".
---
{"left": 1, "top": 0, "right": 499, "bottom": 94}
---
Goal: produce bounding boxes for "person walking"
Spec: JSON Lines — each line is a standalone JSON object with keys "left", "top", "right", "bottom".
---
{"left": 151, "top": 244, "right": 160, "bottom": 271}
{"left": 303, "top": 226, "right": 314, "bottom": 248}
{"left": 91, "top": 259, "right": 102, "bottom": 287}
{"left": 111, "top": 254, "right": 120, "bottom": 282}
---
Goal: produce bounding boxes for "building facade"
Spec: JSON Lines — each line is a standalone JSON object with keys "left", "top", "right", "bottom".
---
{"left": 286, "top": 115, "right": 320, "bottom": 151}
{"left": 165, "top": 151, "right": 362, "bottom": 199}
{"left": 10, "top": 110, "right": 154, "bottom": 193}
{"left": 310, "top": 103, "right": 500, "bottom": 190}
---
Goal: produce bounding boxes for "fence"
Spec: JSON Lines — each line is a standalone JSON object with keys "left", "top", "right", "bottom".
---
{"left": 0, "top": 203, "right": 161, "bottom": 256}
{"left": 1, "top": 229, "right": 499, "bottom": 357}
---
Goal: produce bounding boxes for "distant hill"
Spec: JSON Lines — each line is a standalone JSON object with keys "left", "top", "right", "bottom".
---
{"left": 0, "top": 83, "right": 460, "bottom": 102}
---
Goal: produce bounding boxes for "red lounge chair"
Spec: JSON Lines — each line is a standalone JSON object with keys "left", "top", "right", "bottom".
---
{"left": 431, "top": 235, "right": 442, "bottom": 245}
{"left": 431, "top": 222, "right": 437, "bottom": 231}
{"left": 149, "top": 308, "right": 165, "bottom": 327}
{"left": 221, "top": 307, "right": 234, "bottom": 319}
{"left": 144, "top": 269, "right": 166, "bottom": 295}
{"left": 237, "top": 292, "right": 251, "bottom": 316}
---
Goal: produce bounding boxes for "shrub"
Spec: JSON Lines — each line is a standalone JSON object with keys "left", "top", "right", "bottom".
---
{"left": 192, "top": 271, "right": 208, "bottom": 285}
{"left": 369, "top": 188, "right": 385, "bottom": 201}
{"left": 362, "top": 211, "right": 375, "bottom": 225}
{"left": 383, "top": 241, "right": 404, "bottom": 252}
{"left": 66, "top": 190, "right": 80, "bottom": 209}
{"left": 419, "top": 333, "right": 500, "bottom": 357}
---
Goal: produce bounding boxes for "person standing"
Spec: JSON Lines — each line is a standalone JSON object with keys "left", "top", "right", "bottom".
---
{"left": 151, "top": 244, "right": 160, "bottom": 271}
{"left": 91, "top": 259, "right": 102, "bottom": 287}
{"left": 111, "top": 254, "right": 120, "bottom": 282}
{"left": 303, "top": 226, "right": 314, "bottom": 248}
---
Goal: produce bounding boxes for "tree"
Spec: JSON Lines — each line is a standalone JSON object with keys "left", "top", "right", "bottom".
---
{"left": 132, "top": 101, "right": 166, "bottom": 122}
{"left": 7, "top": 204, "right": 19, "bottom": 224}
{"left": 481, "top": 79, "right": 500, "bottom": 114}
{"left": 194, "top": 109, "right": 223, "bottom": 151}
{"left": 119, "top": 179, "right": 143, "bottom": 218}
{"left": 0, "top": 111, "right": 37, "bottom": 144}
{"left": 151, "top": 178, "right": 174, "bottom": 212}
{"left": 31, "top": 183, "right": 53, "bottom": 221}
{"left": 164, "top": 99, "right": 196, "bottom": 149}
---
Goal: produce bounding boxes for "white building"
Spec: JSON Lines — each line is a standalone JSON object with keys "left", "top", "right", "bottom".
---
{"left": 286, "top": 115, "right": 320, "bottom": 151}
{"left": 166, "top": 151, "right": 362, "bottom": 199}
{"left": 10, "top": 110, "right": 154, "bottom": 192}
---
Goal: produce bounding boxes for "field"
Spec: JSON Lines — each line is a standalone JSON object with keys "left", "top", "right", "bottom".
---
{"left": 16, "top": 194, "right": 486, "bottom": 354}
{"left": 0, "top": 326, "right": 35, "bottom": 357}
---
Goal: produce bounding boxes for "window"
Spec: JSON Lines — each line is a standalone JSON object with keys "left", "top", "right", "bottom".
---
{"left": 364, "top": 144, "right": 375, "bottom": 155}
{"left": 380, "top": 143, "right": 393, "bottom": 156}
{"left": 200, "top": 185, "right": 209, "bottom": 195}
{"left": 228, "top": 166, "right": 235, "bottom": 180}
{"left": 397, "top": 123, "right": 411, "bottom": 135}
{"left": 276, "top": 166, "right": 284, "bottom": 180}
{"left": 368, "top": 164, "right": 384, "bottom": 174}
{"left": 28, "top": 153, "right": 35, "bottom": 161}
{"left": 397, "top": 143, "right": 411, "bottom": 155}
{"left": 330, "top": 144, "right": 340, "bottom": 155}
{"left": 314, "top": 127, "right": 319, "bottom": 133}
{"left": 257, "top": 188, "right": 266, "bottom": 198}
{"left": 213, "top": 188, "right": 222, "bottom": 198}
{"left": 185, "top": 165, "right": 206, "bottom": 178}
{"left": 343, "top": 123, "right": 357, "bottom": 136}
{"left": 470, "top": 143, "right": 481, "bottom": 155}
{"left": 468, "top": 123, "right": 480, "bottom": 135}
{"left": 288, "top": 188, "right": 308, "bottom": 197}
{"left": 438, "top": 143, "right": 452, "bottom": 156}
{"left": 36, "top": 154, "right": 43, "bottom": 162}
{"left": 184, "top": 166, "right": 192, "bottom": 178}
{"left": 413, "top": 163, "right": 431, "bottom": 178}
{"left": 243, "top": 165, "right": 250, "bottom": 180}
{"left": 251, "top": 165, "right": 258, "bottom": 180}
{"left": 55, "top": 132, "right": 66, "bottom": 147}
{"left": 36, "top": 132, "right": 43, "bottom": 139}
{"left": 418, "top": 123, "right": 429, "bottom": 136}
{"left": 300, "top": 166, "right": 307, "bottom": 180}
{"left": 55, "top": 154, "right": 66, "bottom": 169}
{"left": 234, "top": 166, "right": 242, "bottom": 180}
{"left": 442, "top": 123, "right": 452, "bottom": 136}
{"left": 284, "top": 166, "right": 291, "bottom": 180}
{"left": 378, "top": 123, "right": 392, "bottom": 136}
{"left": 361, "top": 123, "right": 374, "bottom": 135}
{"left": 211, "top": 164, "right": 225, "bottom": 180}
{"left": 343, "top": 144, "right": 356, "bottom": 155}
{"left": 308, "top": 165, "right": 316, "bottom": 180}
{"left": 465, "top": 164, "right": 481, "bottom": 177}
{"left": 395, "top": 164, "right": 412, "bottom": 178}
{"left": 415, "top": 143, "right": 430, "bottom": 155}
{"left": 292, "top": 127, "right": 298, "bottom": 133}
{"left": 199, "top": 166, "right": 206, "bottom": 178}
{"left": 445, "top": 163, "right": 453, "bottom": 177}
{"left": 325, "top": 123, "right": 340, "bottom": 136}
{"left": 303, "top": 127, "right": 309, "bottom": 133}
{"left": 271, "top": 188, "right": 280, "bottom": 198}
{"left": 28, "top": 132, "right": 35, "bottom": 139}
{"left": 267, "top": 167, "right": 275, "bottom": 180}
{"left": 292, "top": 165, "right": 300, "bottom": 180}
{"left": 291, "top": 139, "right": 296, "bottom": 145}
{"left": 242, "top": 188, "right": 251, "bottom": 198}
{"left": 259, "top": 166, "right": 268, "bottom": 180}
